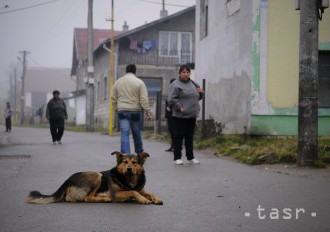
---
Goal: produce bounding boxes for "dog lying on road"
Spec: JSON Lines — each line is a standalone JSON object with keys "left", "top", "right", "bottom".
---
{"left": 26, "top": 151, "right": 163, "bottom": 205}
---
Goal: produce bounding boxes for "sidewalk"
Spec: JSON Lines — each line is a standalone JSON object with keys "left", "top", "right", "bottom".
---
{"left": 0, "top": 127, "right": 330, "bottom": 232}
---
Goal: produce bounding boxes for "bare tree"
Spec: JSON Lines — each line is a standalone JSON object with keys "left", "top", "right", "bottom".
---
{"left": 7, "top": 62, "right": 22, "bottom": 118}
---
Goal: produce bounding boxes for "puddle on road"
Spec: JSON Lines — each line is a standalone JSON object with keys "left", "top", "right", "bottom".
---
{"left": 0, "top": 154, "right": 31, "bottom": 159}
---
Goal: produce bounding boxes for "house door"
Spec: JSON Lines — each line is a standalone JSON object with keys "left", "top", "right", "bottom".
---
{"left": 319, "top": 51, "right": 330, "bottom": 107}
{"left": 140, "top": 77, "right": 163, "bottom": 97}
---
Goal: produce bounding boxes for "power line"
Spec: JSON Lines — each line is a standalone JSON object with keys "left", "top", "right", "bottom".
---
{"left": 0, "top": 0, "right": 60, "bottom": 15}
{"left": 137, "top": 0, "right": 190, "bottom": 8}
{"left": 29, "top": 1, "right": 80, "bottom": 50}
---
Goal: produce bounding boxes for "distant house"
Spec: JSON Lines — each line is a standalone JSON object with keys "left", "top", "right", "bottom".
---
{"left": 70, "top": 28, "right": 121, "bottom": 125}
{"left": 92, "top": 6, "right": 196, "bottom": 130}
{"left": 195, "top": 0, "right": 330, "bottom": 135}
{"left": 24, "top": 67, "right": 75, "bottom": 122}
{"left": 25, "top": 67, "right": 75, "bottom": 105}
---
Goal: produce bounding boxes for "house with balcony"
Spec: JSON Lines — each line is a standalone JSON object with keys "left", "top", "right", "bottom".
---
{"left": 92, "top": 6, "right": 196, "bottom": 130}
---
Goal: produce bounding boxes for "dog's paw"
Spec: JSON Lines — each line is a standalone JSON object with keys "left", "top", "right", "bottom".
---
{"left": 139, "top": 199, "right": 152, "bottom": 204}
{"left": 152, "top": 198, "right": 163, "bottom": 205}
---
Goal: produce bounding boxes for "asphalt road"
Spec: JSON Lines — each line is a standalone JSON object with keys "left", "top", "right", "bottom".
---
{"left": 0, "top": 127, "right": 329, "bottom": 232}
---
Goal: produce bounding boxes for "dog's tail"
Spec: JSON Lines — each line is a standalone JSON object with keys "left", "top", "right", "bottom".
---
{"left": 26, "top": 191, "right": 58, "bottom": 204}
{"left": 26, "top": 174, "right": 78, "bottom": 204}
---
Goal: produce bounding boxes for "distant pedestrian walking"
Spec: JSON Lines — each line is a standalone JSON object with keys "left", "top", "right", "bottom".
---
{"left": 35, "top": 105, "right": 44, "bottom": 124}
{"left": 111, "top": 64, "right": 152, "bottom": 154}
{"left": 46, "top": 90, "right": 68, "bottom": 144}
{"left": 165, "top": 78, "right": 176, "bottom": 152}
{"left": 167, "top": 65, "right": 204, "bottom": 165}
{"left": 4, "top": 102, "right": 13, "bottom": 132}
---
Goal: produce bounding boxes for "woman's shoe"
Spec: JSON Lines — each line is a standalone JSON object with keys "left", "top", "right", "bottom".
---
{"left": 174, "top": 159, "right": 184, "bottom": 165}
{"left": 165, "top": 147, "right": 174, "bottom": 152}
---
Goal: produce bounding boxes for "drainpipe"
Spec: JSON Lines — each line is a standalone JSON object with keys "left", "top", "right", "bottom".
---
{"left": 103, "top": 42, "right": 118, "bottom": 135}
{"left": 102, "top": 43, "right": 117, "bottom": 82}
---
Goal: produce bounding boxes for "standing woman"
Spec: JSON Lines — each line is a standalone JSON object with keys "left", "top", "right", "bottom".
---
{"left": 167, "top": 65, "right": 204, "bottom": 165}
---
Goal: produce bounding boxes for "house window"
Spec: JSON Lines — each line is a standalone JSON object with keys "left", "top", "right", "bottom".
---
{"left": 226, "top": 0, "right": 241, "bottom": 16}
{"left": 103, "top": 76, "right": 108, "bottom": 100}
{"left": 159, "top": 31, "right": 192, "bottom": 63}
{"left": 97, "top": 81, "right": 101, "bottom": 102}
{"left": 200, "top": 0, "right": 208, "bottom": 39}
{"left": 319, "top": 51, "right": 330, "bottom": 107}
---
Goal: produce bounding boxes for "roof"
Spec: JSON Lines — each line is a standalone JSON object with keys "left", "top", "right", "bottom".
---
{"left": 100, "top": 5, "right": 195, "bottom": 46}
{"left": 25, "top": 67, "right": 75, "bottom": 92}
{"left": 71, "top": 28, "right": 121, "bottom": 76}
{"left": 73, "top": 28, "right": 121, "bottom": 60}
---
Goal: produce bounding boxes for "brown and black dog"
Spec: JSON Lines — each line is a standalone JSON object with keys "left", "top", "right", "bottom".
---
{"left": 26, "top": 151, "right": 163, "bottom": 205}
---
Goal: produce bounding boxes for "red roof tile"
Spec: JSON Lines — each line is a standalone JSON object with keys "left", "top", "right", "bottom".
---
{"left": 74, "top": 28, "right": 121, "bottom": 60}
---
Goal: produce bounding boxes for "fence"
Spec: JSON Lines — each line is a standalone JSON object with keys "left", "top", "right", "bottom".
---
{"left": 144, "top": 79, "right": 207, "bottom": 137}
{"left": 143, "top": 93, "right": 167, "bottom": 133}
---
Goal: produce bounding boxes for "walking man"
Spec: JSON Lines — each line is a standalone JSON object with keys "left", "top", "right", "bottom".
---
{"left": 46, "top": 90, "right": 68, "bottom": 144}
{"left": 111, "top": 64, "right": 152, "bottom": 154}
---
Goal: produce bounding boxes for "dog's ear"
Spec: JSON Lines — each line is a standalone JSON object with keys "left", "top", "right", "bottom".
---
{"left": 137, "top": 152, "right": 150, "bottom": 165}
{"left": 111, "top": 151, "right": 124, "bottom": 164}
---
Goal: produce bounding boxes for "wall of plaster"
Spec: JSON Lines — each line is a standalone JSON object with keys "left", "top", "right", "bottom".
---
{"left": 319, "top": 10, "right": 330, "bottom": 41}
{"left": 267, "top": 0, "right": 300, "bottom": 108}
{"left": 195, "top": 0, "right": 254, "bottom": 134}
{"left": 267, "top": 0, "right": 330, "bottom": 109}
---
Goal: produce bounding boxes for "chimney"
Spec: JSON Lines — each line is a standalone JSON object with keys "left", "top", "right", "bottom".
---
{"left": 122, "top": 21, "right": 129, "bottom": 32}
{"left": 160, "top": 0, "right": 168, "bottom": 18}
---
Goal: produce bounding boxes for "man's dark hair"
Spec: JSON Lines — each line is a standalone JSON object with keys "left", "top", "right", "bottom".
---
{"left": 53, "top": 90, "right": 60, "bottom": 95}
{"left": 126, "top": 64, "right": 136, "bottom": 74}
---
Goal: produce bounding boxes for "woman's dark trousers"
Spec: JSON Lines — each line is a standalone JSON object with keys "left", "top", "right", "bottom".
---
{"left": 173, "top": 117, "right": 196, "bottom": 161}
{"left": 49, "top": 118, "right": 65, "bottom": 142}
{"left": 167, "top": 116, "right": 175, "bottom": 149}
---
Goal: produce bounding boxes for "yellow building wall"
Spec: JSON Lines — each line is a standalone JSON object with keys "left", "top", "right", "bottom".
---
{"left": 320, "top": 8, "right": 330, "bottom": 42}
{"left": 267, "top": 0, "right": 330, "bottom": 108}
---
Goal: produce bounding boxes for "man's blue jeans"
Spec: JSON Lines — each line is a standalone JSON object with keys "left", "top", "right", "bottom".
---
{"left": 117, "top": 111, "right": 144, "bottom": 154}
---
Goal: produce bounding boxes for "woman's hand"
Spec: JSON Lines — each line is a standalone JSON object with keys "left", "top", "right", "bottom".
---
{"left": 196, "top": 87, "right": 204, "bottom": 93}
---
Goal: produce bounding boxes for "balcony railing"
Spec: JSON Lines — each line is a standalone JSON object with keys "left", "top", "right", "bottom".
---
{"left": 118, "top": 49, "right": 195, "bottom": 67}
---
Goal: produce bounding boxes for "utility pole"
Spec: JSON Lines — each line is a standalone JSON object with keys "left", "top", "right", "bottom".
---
{"left": 86, "top": 0, "right": 94, "bottom": 132}
{"left": 9, "top": 67, "right": 18, "bottom": 118}
{"left": 297, "top": 0, "right": 319, "bottom": 166}
{"left": 108, "top": 0, "right": 115, "bottom": 136}
{"left": 18, "top": 51, "right": 29, "bottom": 126}
{"left": 14, "top": 67, "right": 18, "bottom": 121}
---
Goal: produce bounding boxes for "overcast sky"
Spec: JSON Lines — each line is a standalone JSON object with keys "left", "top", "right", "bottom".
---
{"left": 0, "top": 0, "right": 196, "bottom": 99}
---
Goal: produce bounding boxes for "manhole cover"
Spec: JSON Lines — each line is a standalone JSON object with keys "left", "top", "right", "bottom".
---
{"left": 0, "top": 155, "right": 31, "bottom": 159}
